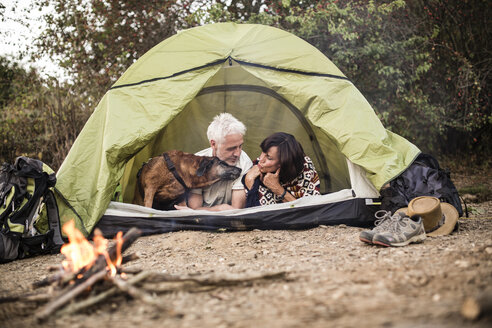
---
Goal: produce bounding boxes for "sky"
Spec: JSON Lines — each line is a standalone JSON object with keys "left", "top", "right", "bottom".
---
{"left": 0, "top": 0, "right": 65, "bottom": 78}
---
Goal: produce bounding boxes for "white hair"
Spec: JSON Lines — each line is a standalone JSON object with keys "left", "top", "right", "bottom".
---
{"left": 207, "top": 113, "right": 246, "bottom": 144}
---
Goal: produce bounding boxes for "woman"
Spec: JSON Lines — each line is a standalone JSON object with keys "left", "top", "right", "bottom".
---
{"left": 242, "top": 132, "right": 320, "bottom": 207}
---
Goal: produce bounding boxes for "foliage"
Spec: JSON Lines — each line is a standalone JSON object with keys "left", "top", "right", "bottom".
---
{"left": 191, "top": 0, "right": 266, "bottom": 23}
{"left": 245, "top": 0, "right": 491, "bottom": 154}
{"left": 0, "top": 57, "right": 90, "bottom": 169}
{"left": 406, "top": 0, "right": 491, "bottom": 154}
{"left": 0, "top": 57, "right": 27, "bottom": 108}
{"left": 32, "top": 0, "right": 205, "bottom": 106}
{"left": 1, "top": 0, "right": 490, "bottom": 169}
{"left": 458, "top": 184, "right": 491, "bottom": 202}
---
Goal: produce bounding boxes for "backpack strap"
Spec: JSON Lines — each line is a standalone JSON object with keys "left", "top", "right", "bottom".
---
{"left": 44, "top": 190, "right": 64, "bottom": 247}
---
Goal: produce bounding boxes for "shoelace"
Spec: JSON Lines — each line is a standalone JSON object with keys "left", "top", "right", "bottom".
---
{"left": 373, "top": 210, "right": 400, "bottom": 228}
{"left": 373, "top": 210, "right": 391, "bottom": 226}
{"left": 387, "top": 215, "right": 411, "bottom": 233}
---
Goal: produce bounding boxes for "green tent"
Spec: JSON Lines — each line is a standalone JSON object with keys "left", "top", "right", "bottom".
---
{"left": 40, "top": 23, "right": 420, "bottom": 237}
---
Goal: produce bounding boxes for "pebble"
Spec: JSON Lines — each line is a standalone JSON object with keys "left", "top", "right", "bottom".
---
{"left": 454, "top": 260, "right": 470, "bottom": 268}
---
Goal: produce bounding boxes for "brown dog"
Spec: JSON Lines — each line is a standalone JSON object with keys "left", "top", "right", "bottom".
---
{"left": 134, "top": 150, "right": 241, "bottom": 210}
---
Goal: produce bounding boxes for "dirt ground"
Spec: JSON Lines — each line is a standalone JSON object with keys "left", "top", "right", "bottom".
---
{"left": 1, "top": 171, "right": 491, "bottom": 328}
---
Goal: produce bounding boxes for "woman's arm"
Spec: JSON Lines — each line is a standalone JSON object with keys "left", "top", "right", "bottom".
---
{"left": 243, "top": 165, "right": 261, "bottom": 190}
{"left": 262, "top": 169, "right": 296, "bottom": 203}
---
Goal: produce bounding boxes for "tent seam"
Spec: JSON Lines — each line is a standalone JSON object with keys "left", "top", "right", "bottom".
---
{"left": 109, "top": 56, "right": 350, "bottom": 90}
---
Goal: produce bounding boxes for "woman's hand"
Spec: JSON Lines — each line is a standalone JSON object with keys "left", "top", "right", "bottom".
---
{"left": 244, "top": 165, "right": 262, "bottom": 189}
{"left": 262, "top": 168, "right": 284, "bottom": 195}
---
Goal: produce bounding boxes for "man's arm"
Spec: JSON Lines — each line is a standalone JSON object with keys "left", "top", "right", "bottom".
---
{"left": 187, "top": 192, "right": 204, "bottom": 209}
{"left": 230, "top": 188, "right": 246, "bottom": 209}
{"left": 178, "top": 191, "right": 243, "bottom": 212}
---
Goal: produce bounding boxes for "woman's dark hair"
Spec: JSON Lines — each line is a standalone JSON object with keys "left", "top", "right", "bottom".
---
{"left": 260, "top": 132, "right": 305, "bottom": 184}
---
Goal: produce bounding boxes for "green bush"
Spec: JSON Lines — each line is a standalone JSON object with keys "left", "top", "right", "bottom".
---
{"left": 1, "top": 0, "right": 489, "bottom": 169}
{"left": 246, "top": 0, "right": 491, "bottom": 156}
{"left": 0, "top": 60, "right": 90, "bottom": 169}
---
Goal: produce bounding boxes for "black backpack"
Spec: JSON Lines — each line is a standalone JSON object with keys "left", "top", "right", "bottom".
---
{"left": 380, "top": 153, "right": 463, "bottom": 217}
{"left": 0, "top": 157, "right": 64, "bottom": 263}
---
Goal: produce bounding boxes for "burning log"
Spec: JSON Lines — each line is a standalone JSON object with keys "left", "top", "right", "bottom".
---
{"left": 33, "top": 252, "right": 140, "bottom": 289}
{"left": 34, "top": 225, "right": 142, "bottom": 321}
{"left": 76, "top": 227, "right": 141, "bottom": 283}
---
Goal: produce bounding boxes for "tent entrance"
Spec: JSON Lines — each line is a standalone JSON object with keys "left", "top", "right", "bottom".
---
{"left": 120, "top": 66, "right": 352, "bottom": 203}
{"left": 198, "top": 84, "right": 332, "bottom": 190}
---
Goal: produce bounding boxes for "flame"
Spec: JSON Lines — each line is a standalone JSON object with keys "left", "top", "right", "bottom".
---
{"left": 60, "top": 220, "right": 124, "bottom": 276}
{"left": 61, "top": 220, "right": 97, "bottom": 272}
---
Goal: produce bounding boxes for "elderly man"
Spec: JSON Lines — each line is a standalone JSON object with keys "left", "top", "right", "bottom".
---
{"left": 176, "top": 113, "right": 252, "bottom": 211}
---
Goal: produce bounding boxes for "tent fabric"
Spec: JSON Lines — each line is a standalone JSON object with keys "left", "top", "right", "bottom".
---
{"left": 45, "top": 23, "right": 419, "bottom": 237}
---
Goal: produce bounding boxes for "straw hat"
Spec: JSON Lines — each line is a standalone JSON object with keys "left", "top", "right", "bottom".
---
{"left": 397, "top": 196, "right": 459, "bottom": 237}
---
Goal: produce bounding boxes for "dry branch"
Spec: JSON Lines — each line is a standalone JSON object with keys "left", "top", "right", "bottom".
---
{"left": 137, "top": 271, "right": 289, "bottom": 294}
{"left": 145, "top": 271, "right": 288, "bottom": 285}
{"left": 57, "top": 285, "right": 119, "bottom": 316}
{"left": 57, "top": 270, "right": 155, "bottom": 316}
{"left": 0, "top": 292, "right": 52, "bottom": 304}
{"left": 110, "top": 275, "right": 164, "bottom": 307}
{"left": 35, "top": 269, "right": 108, "bottom": 321}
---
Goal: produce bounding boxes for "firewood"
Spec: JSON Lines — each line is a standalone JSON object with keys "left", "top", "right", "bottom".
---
{"left": 33, "top": 228, "right": 142, "bottom": 289}
{"left": 144, "top": 271, "right": 288, "bottom": 285}
{"left": 461, "top": 289, "right": 492, "bottom": 320}
{"left": 76, "top": 227, "right": 142, "bottom": 284}
{"left": 57, "top": 285, "right": 119, "bottom": 316}
{"left": 139, "top": 271, "right": 289, "bottom": 294}
{"left": 33, "top": 271, "right": 71, "bottom": 288}
{"left": 0, "top": 292, "right": 52, "bottom": 303}
{"left": 110, "top": 275, "right": 164, "bottom": 307}
{"left": 35, "top": 269, "right": 108, "bottom": 321}
{"left": 120, "top": 266, "right": 143, "bottom": 274}
{"left": 57, "top": 270, "right": 155, "bottom": 316}
{"left": 122, "top": 252, "right": 140, "bottom": 264}
{"left": 35, "top": 228, "right": 143, "bottom": 320}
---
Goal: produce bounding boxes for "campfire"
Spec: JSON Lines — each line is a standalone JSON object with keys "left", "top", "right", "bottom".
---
{"left": 61, "top": 220, "right": 123, "bottom": 275}
{"left": 0, "top": 221, "right": 289, "bottom": 321}
{"left": 33, "top": 222, "right": 143, "bottom": 320}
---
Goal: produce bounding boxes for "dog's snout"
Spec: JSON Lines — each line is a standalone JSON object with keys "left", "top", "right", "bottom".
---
{"left": 215, "top": 161, "right": 241, "bottom": 180}
{"left": 230, "top": 166, "right": 241, "bottom": 178}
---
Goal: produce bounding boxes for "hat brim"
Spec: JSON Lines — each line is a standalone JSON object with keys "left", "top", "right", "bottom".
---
{"left": 396, "top": 203, "right": 459, "bottom": 237}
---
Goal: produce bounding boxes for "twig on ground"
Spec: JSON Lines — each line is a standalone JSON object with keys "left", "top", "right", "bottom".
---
{"left": 56, "top": 270, "right": 156, "bottom": 316}
{"left": 0, "top": 292, "right": 52, "bottom": 304}
{"left": 35, "top": 269, "right": 108, "bottom": 321}
{"left": 139, "top": 271, "right": 289, "bottom": 293}
{"left": 110, "top": 275, "right": 164, "bottom": 307}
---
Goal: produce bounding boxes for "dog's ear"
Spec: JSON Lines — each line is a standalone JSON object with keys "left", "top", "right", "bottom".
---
{"left": 197, "top": 158, "right": 214, "bottom": 177}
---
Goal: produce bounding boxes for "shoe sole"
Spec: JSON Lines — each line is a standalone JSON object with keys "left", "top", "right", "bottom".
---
{"left": 359, "top": 236, "right": 373, "bottom": 244}
{"left": 373, "top": 234, "right": 427, "bottom": 247}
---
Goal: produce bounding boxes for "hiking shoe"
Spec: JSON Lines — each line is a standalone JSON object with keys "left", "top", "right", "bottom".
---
{"left": 372, "top": 215, "right": 426, "bottom": 247}
{"left": 359, "top": 210, "right": 404, "bottom": 244}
